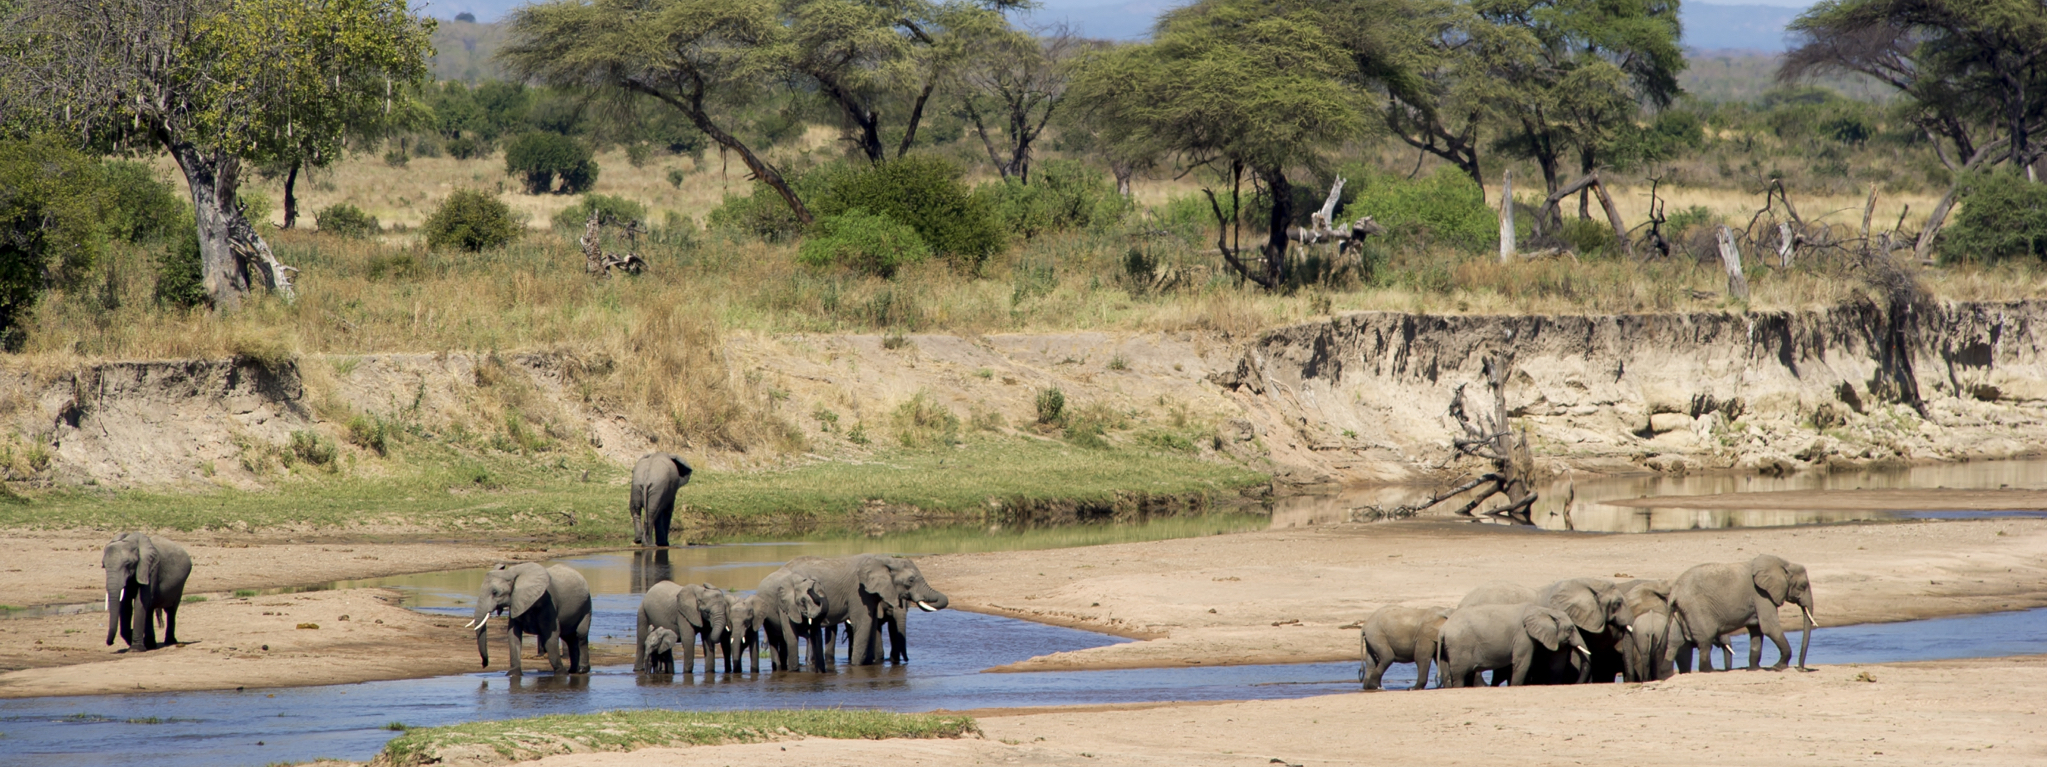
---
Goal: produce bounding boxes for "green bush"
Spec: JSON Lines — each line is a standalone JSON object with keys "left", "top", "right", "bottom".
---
{"left": 626, "top": 142, "right": 653, "bottom": 168}
{"left": 446, "top": 135, "right": 493, "bottom": 161}
{"left": 236, "top": 188, "right": 274, "bottom": 228}
{"left": 551, "top": 193, "right": 648, "bottom": 231}
{"left": 383, "top": 147, "right": 410, "bottom": 168}
{"left": 798, "top": 209, "right": 932, "bottom": 278}
{"left": 423, "top": 190, "right": 522, "bottom": 252}
{"left": 101, "top": 161, "right": 185, "bottom": 243}
{"left": 1339, "top": 165, "right": 1496, "bottom": 252}
{"left": 1941, "top": 170, "right": 2047, "bottom": 262}
{"left": 155, "top": 223, "right": 207, "bottom": 310}
{"left": 984, "top": 160, "right": 1126, "bottom": 239}
{"left": 1557, "top": 218, "right": 1618, "bottom": 257}
{"left": 316, "top": 204, "right": 381, "bottom": 239}
{"left": 891, "top": 392, "right": 961, "bottom": 448}
{"left": 0, "top": 136, "right": 109, "bottom": 347}
{"left": 288, "top": 430, "right": 337, "bottom": 468}
{"left": 706, "top": 174, "right": 827, "bottom": 243}
{"left": 1034, "top": 387, "right": 1065, "bottom": 425}
{"left": 503, "top": 132, "right": 598, "bottom": 194}
{"left": 813, "top": 156, "right": 1005, "bottom": 270}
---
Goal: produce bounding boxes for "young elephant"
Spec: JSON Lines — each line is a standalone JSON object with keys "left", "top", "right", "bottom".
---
{"left": 1667, "top": 554, "right": 1815, "bottom": 672}
{"left": 1359, "top": 605, "right": 1451, "bottom": 690}
{"left": 1438, "top": 604, "right": 1590, "bottom": 688}
{"left": 642, "top": 627, "right": 681, "bottom": 674}
{"left": 469, "top": 563, "right": 594, "bottom": 676}
{"left": 635, "top": 581, "right": 729, "bottom": 674}
{"left": 102, "top": 532, "right": 193, "bottom": 652}
{"left": 723, "top": 593, "right": 767, "bottom": 673}
{"left": 1617, "top": 579, "right": 1674, "bottom": 682}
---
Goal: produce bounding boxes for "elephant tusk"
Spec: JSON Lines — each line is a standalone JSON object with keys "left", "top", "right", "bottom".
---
{"left": 1624, "top": 624, "right": 1635, "bottom": 634}
{"left": 1801, "top": 606, "right": 1816, "bottom": 625}
{"left": 916, "top": 601, "right": 937, "bottom": 613}
{"left": 1574, "top": 646, "right": 1591, "bottom": 658}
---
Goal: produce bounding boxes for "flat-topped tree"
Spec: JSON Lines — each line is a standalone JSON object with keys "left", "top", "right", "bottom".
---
{"left": 0, "top": 0, "right": 434, "bottom": 309}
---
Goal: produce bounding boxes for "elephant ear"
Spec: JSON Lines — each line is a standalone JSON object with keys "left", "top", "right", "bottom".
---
{"left": 510, "top": 564, "right": 551, "bottom": 617}
{"left": 1752, "top": 556, "right": 1791, "bottom": 605}
{"left": 1523, "top": 608, "right": 1565, "bottom": 651}
{"left": 678, "top": 586, "right": 707, "bottom": 630}
{"left": 668, "top": 454, "right": 694, "bottom": 487}
{"left": 1548, "top": 583, "right": 1603, "bottom": 633}
{"left": 134, "top": 534, "right": 158, "bottom": 586}
{"left": 859, "top": 557, "right": 897, "bottom": 603}
{"left": 777, "top": 579, "right": 801, "bottom": 622}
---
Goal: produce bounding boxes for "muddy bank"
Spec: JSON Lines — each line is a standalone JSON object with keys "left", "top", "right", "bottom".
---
{"left": 10, "top": 301, "right": 2047, "bottom": 493}
{"left": 921, "top": 517, "right": 2047, "bottom": 672}
{"left": 492, "top": 653, "right": 2047, "bottom": 767}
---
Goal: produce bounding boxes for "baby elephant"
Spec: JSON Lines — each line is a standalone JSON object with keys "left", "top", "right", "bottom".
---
{"left": 1438, "top": 604, "right": 1590, "bottom": 687}
{"left": 643, "top": 627, "right": 681, "bottom": 674}
{"left": 1359, "top": 605, "right": 1450, "bottom": 690}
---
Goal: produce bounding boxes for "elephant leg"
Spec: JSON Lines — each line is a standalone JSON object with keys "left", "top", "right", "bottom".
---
{"left": 507, "top": 627, "right": 524, "bottom": 677}
{"left": 888, "top": 617, "right": 907, "bottom": 663}
{"left": 806, "top": 624, "right": 827, "bottom": 672}
{"left": 1509, "top": 650, "right": 1532, "bottom": 687}
{"left": 1414, "top": 644, "right": 1436, "bottom": 691}
{"left": 1758, "top": 612, "right": 1793, "bottom": 671}
{"left": 117, "top": 596, "right": 135, "bottom": 648}
{"left": 161, "top": 602, "right": 180, "bottom": 646}
{"left": 682, "top": 627, "right": 697, "bottom": 673}
{"left": 849, "top": 615, "right": 878, "bottom": 667}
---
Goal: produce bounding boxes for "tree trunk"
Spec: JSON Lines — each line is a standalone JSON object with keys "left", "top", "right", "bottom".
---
{"left": 631, "top": 79, "right": 813, "bottom": 225}
{"left": 1498, "top": 169, "right": 1515, "bottom": 263}
{"left": 1261, "top": 166, "right": 1294, "bottom": 286}
{"left": 896, "top": 78, "right": 935, "bottom": 160}
{"left": 169, "top": 143, "right": 252, "bottom": 309}
{"left": 281, "top": 161, "right": 300, "bottom": 230}
{"left": 1111, "top": 161, "right": 1133, "bottom": 197}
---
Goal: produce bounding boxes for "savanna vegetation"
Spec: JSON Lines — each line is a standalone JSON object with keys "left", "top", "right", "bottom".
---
{"left": 1, "top": 0, "right": 2046, "bottom": 525}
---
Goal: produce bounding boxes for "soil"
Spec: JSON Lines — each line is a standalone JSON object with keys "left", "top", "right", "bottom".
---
{"left": 917, "top": 516, "right": 2047, "bottom": 671}
{"left": 483, "top": 654, "right": 2047, "bottom": 767}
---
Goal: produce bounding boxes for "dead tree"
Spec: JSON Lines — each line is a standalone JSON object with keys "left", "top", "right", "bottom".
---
{"left": 1352, "top": 354, "right": 1538, "bottom": 524}
{"left": 1285, "top": 176, "right": 1387, "bottom": 262}
{"left": 581, "top": 211, "right": 648, "bottom": 277}
{"left": 1533, "top": 171, "right": 1628, "bottom": 253}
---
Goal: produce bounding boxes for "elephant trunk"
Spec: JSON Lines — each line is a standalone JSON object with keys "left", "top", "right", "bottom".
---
{"left": 1796, "top": 596, "right": 1814, "bottom": 670}
{"left": 475, "top": 619, "right": 492, "bottom": 668}
{"left": 104, "top": 584, "right": 122, "bottom": 646}
{"left": 911, "top": 587, "right": 947, "bottom": 613}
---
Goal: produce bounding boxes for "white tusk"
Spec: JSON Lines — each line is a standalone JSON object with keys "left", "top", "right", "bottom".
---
{"left": 916, "top": 601, "right": 937, "bottom": 613}
{"left": 1624, "top": 624, "right": 1635, "bottom": 635}
{"left": 1574, "top": 646, "right": 1591, "bottom": 658}
{"left": 1801, "top": 606, "right": 1816, "bottom": 625}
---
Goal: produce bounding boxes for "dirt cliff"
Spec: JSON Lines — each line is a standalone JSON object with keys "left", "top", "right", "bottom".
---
{"left": 4, "top": 300, "right": 2045, "bottom": 491}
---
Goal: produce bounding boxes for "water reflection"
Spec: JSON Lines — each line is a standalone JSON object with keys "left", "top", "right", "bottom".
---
{"left": 1271, "top": 457, "right": 2047, "bottom": 532}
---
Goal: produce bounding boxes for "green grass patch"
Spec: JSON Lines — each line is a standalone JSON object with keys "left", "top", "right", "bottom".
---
{"left": 0, "top": 437, "right": 1266, "bottom": 538}
{"left": 378, "top": 709, "right": 978, "bottom": 767}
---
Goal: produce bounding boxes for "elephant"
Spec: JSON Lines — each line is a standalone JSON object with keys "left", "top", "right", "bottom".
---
{"left": 755, "top": 567, "right": 826, "bottom": 672}
{"left": 1666, "top": 554, "right": 1815, "bottom": 672}
{"left": 1438, "top": 604, "right": 1591, "bottom": 688}
{"left": 784, "top": 554, "right": 948, "bottom": 670}
{"left": 102, "top": 533, "right": 192, "bottom": 652}
{"left": 1358, "top": 605, "right": 1450, "bottom": 690}
{"left": 1457, "top": 581, "right": 1539, "bottom": 609}
{"left": 629, "top": 452, "right": 693, "bottom": 547}
{"left": 1536, "top": 577, "right": 1635, "bottom": 684}
{"left": 1617, "top": 579, "right": 1675, "bottom": 682}
{"left": 468, "top": 562, "right": 593, "bottom": 676}
{"left": 723, "top": 592, "right": 767, "bottom": 673}
{"left": 643, "top": 626, "right": 680, "bottom": 674}
{"left": 635, "top": 580, "right": 730, "bottom": 674}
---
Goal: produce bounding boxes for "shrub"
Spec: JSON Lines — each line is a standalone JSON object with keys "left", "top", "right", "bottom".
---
{"left": 667, "top": 168, "right": 688, "bottom": 188}
{"left": 316, "top": 204, "right": 381, "bottom": 239}
{"left": 155, "top": 224, "right": 207, "bottom": 309}
{"left": 626, "top": 142, "right": 653, "bottom": 168}
{"left": 1340, "top": 166, "right": 1496, "bottom": 253}
{"left": 288, "top": 430, "right": 337, "bottom": 468}
{"left": 1941, "top": 170, "right": 2047, "bottom": 262}
{"left": 707, "top": 168, "right": 839, "bottom": 242}
{"left": 383, "top": 147, "right": 410, "bottom": 168}
{"left": 0, "top": 136, "right": 108, "bottom": 346}
{"left": 446, "top": 135, "right": 493, "bottom": 161}
{"left": 101, "top": 160, "right": 185, "bottom": 243}
{"left": 798, "top": 209, "right": 932, "bottom": 278}
{"left": 503, "top": 132, "right": 598, "bottom": 194}
{"left": 813, "top": 156, "right": 1005, "bottom": 269}
{"left": 891, "top": 392, "right": 960, "bottom": 448}
{"left": 1034, "top": 387, "right": 1065, "bottom": 425}
{"left": 1558, "top": 218, "right": 1618, "bottom": 257}
{"left": 423, "top": 190, "right": 522, "bottom": 252}
{"left": 552, "top": 193, "right": 648, "bottom": 231}
{"left": 236, "top": 188, "right": 274, "bottom": 228}
{"left": 984, "top": 160, "right": 1126, "bottom": 239}
{"left": 346, "top": 414, "right": 393, "bottom": 456}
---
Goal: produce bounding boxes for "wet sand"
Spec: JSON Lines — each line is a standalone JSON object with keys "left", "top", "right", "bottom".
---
{"left": 1604, "top": 487, "right": 2047, "bottom": 511}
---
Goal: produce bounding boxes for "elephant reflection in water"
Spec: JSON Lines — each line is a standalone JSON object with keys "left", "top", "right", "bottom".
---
{"left": 631, "top": 549, "right": 673, "bottom": 595}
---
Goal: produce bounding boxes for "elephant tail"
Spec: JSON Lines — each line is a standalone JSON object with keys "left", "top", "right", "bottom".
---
{"left": 630, "top": 481, "right": 645, "bottom": 515}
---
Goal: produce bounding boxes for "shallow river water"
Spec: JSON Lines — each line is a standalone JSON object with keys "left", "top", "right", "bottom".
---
{"left": 8, "top": 459, "right": 2047, "bottom": 766}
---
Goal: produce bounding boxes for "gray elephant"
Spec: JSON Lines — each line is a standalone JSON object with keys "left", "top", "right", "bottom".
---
{"left": 1457, "top": 581, "right": 1538, "bottom": 609}
{"left": 468, "top": 562, "right": 593, "bottom": 676}
{"left": 1536, "top": 577, "right": 1635, "bottom": 684}
{"left": 1666, "top": 554, "right": 1815, "bottom": 672}
{"left": 636, "top": 580, "right": 730, "bottom": 674}
{"left": 1438, "top": 604, "right": 1590, "bottom": 687}
{"left": 756, "top": 568, "right": 826, "bottom": 671}
{"left": 102, "top": 533, "right": 192, "bottom": 652}
{"left": 643, "top": 626, "right": 680, "bottom": 673}
{"left": 784, "top": 554, "right": 948, "bottom": 670}
{"left": 723, "top": 592, "right": 767, "bottom": 673}
{"left": 1617, "top": 579, "right": 1674, "bottom": 682}
{"left": 629, "top": 452, "right": 693, "bottom": 547}
{"left": 1359, "top": 605, "right": 1450, "bottom": 690}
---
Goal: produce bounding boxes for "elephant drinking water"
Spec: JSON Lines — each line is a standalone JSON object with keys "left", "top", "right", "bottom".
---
{"left": 1438, "top": 604, "right": 1590, "bottom": 687}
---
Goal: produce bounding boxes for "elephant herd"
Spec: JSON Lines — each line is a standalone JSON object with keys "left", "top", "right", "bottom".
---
{"left": 460, "top": 553, "right": 950, "bottom": 678}
{"left": 1360, "top": 553, "right": 1816, "bottom": 690}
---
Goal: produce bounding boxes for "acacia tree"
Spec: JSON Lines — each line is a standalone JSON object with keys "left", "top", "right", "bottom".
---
{"left": 502, "top": 0, "right": 814, "bottom": 223}
{"left": 0, "top": 0, "right": 434, "bottom": 308}
{"left": 1784, "top": 0, "right": 2047, "bottom": 257}
{"left": 1473, "top": 0, "right": 1685, "bottom": 199}
{"left": 1069, "top": 0, "right": 1370, "bottom": 288}
{"left": 958, "top": 25, "right": 1080, "bottom": 182}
